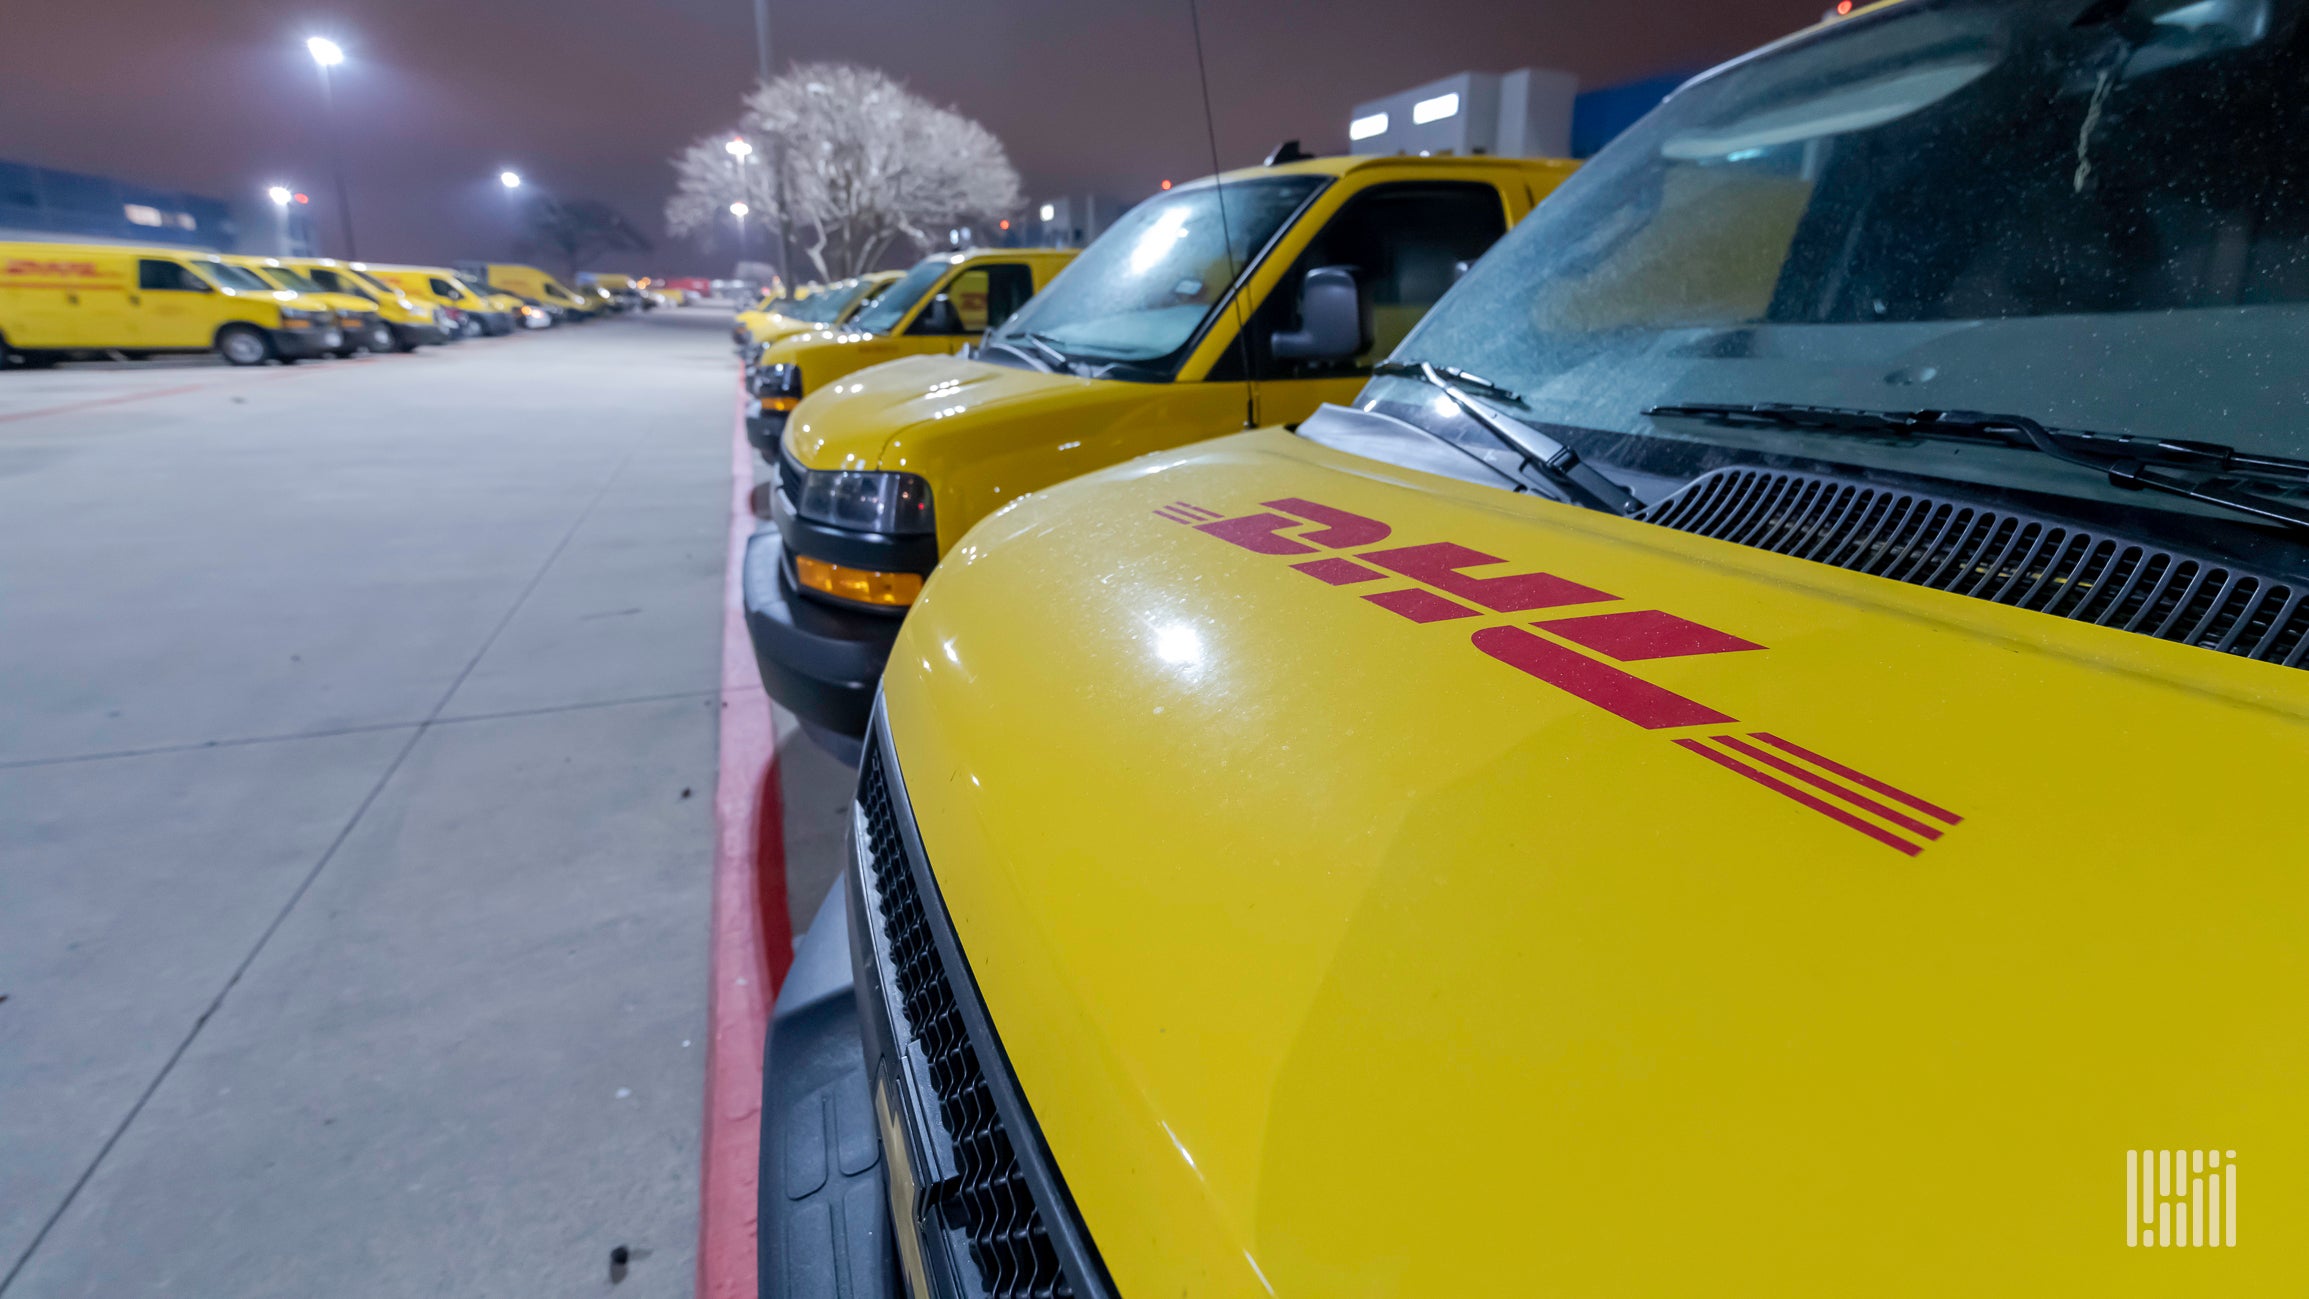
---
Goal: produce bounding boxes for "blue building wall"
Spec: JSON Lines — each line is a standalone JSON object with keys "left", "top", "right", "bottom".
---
{"left": 0, "top": 158, "right": 237, "bottom": 249}
{"left": 1570, "top": 70, "right": 1696, "bottom": 157}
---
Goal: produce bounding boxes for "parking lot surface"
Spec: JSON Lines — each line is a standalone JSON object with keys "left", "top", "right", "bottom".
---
{"left": 0, "top": 311, "right": 800, "bottom": 1297}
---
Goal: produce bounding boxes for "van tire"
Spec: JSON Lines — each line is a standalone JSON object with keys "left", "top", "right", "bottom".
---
{"left": 217, "top": 325, "right": 273, "bottom": 367}
{"left": 363, "top": 322, "right": 397, "bottom": 353}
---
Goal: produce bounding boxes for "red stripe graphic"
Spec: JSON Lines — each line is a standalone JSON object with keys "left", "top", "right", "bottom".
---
{"left": 1473, "top": 626, "right": 1736, "bottom": 729}
{"left": 1364, "top": 541, "right": 1616, "bottom": 612}
{"left": 1152, "top": 507, "right": 1197, "bottom": 524}
{"left": 1751, "top": 732, "right": 1962, "bottom": 825}
{"left": 1365, "top": 587, "right": 1478, "bottom": 622}
{"left": 1198, "top": 512, "right": 1318, "bottom": 554}
{"left": 1293, "top": 557, "right": 1384, "bottom": 585}
{"left": 1172, "top": 501, "right": 1222, "bottom": 520}
{"left": 1712, "top": 735, "right": 1943, "bottom": 841}
{"left": 1264, "top": 497, "right": 1390, "bottom": 546}
{"left": 1536, "top": 609, "right": 1763, "bottom": 661}
{"left": 1676, "top": 738, "right": 1922, "bottom": 856}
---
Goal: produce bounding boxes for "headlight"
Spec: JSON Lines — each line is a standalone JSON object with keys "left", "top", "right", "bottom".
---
{"left": 751, "top": 362, "right": 803, "bottom": 414}
{"left": 793, "top": 469, "right": 934, "bottom": 536}
{"left": 281, "top": 307, "right": 320, "bottom": 322}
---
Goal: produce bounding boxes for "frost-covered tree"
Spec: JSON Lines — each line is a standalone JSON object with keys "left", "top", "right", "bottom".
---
{"left": 666, "top": 64, "right": 1022, "bottom": 281}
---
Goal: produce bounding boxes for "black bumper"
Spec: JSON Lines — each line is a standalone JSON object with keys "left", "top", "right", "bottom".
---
{"left": 743, "top": 530, "right": 902, "bottom": 741}
{"left": 758, "top": 876, "right": 901, "bottom": 1299}
{"left": 270, "top": 326, "right": 339, "bottom": 359}
{"left": 389, "top": 322, "right": 452, "bottom": 348}
{"left": 745, "top": 408, "right": 790, "bottom": 458}
{"left": 475, "top": 310, "right": 516, "bottom": 336}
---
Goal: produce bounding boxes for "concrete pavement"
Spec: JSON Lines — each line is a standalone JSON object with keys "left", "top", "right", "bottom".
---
{"left": 0, "top": 311, "right": 757, "bottom": 1297}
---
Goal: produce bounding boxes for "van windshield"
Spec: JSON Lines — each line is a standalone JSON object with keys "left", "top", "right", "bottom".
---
{"left": 988, "top": 175, "right": 1326, "bottom": 378}
{"left": 1374, "top": 0, "right": 2309, "bottom": 516}
{"left": 785, "top": 278, "right": 876, "bottom": 324}
{"left": 258, "top": 266, "right": 327, "bottom": 294}
{"left": 204, "top": 263, "right": 277, "bottom": 293}
{"left": 849, "top": 259, "right": 951, "bottom": 335}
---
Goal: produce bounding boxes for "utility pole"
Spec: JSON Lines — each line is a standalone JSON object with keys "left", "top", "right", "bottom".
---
{"left": 307, "top": 38, "right": 358, "bottom": 259}
{"left": 750, "top": 0, "right": 795, "bottom": 285}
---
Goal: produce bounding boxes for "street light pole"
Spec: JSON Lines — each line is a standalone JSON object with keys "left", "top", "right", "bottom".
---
{"left": 730, "top": 202, "right": 751, "bottom": 275}
{"left": 306, "top": 37, "right": 357, "bottom": 259}
{"left": 499, "top": 170, "right": 524, "bottom": 257}
{"left": 266, "top": 186, "right": 294, "bottom": 255}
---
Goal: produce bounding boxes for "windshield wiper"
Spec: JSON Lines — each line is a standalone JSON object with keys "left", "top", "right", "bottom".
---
{"left": 1372, "top": 359, "right": 1523, "bottom": 405}
{"left": 1647, "top": 403, "right": 2309, "bottom": 533}
{"left": 1376, "top": 361, "right": 1642, "bottom": 515}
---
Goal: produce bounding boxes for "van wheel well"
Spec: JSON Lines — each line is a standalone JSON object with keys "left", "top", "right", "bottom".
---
{"left": 215, "top": 323, "right": 273, "bottom": 367}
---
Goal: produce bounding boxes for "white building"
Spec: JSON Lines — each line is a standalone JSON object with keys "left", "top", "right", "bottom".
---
{"left": 1347, "top": 68, "right": 1578, "bottom": 159}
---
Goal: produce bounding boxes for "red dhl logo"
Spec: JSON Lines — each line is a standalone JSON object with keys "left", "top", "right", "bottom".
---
{"left": 1163, "top": 495, "right": 1964, "bottom": 856}
{"left": 5, "top": 259, "right": 109, "bottom": 278}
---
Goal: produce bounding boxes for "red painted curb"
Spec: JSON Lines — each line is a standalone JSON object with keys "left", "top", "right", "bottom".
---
{"left": 699, "top": 387, "right": 790, "bottom": 1299}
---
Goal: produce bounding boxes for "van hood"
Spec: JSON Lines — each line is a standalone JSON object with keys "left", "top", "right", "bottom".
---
{"left": 785, "top": 353, "right": 1139, "bottom": 471}
{"left": 880, "top": 428, "right": 2309, "bottom": 1297}
{"left": 299, "top": 292, "right": 376, "bottom": 315}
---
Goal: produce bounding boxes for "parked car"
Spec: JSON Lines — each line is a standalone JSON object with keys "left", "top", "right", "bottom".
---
{"left": 367, "top": 264, "right": 513, "bottom": 337}
{"left": 736, "top": 271, "right": 902, "bottom": 355}
{"left": 225, "top": 255, "right": 383, "bottom": 356}
{"left": 280, "top": 258, "right": 453, "bottom": 351}
{"left": 742, "top": 247, "right": 1077, "bottom": 459}
{"left": 764, "top": 1, "right": 2309, "bottom": 1296}
{"left": 745, "top": 152, "right": 1575, "bottom": 744}
{"left": 0, "top": 241, "right": 341, "bottom": 367}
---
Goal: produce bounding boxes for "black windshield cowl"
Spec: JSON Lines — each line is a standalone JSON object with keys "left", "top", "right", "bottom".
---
{"left": 1376, "top": 363, "right": 1644, "bottom": 516}
{"left": 1648, "top": 403, "right": 2309, "bottom": 534}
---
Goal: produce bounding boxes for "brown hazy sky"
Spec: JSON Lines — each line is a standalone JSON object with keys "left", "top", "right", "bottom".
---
{"left": 0, "top": 0, "right": 1828, "bottom": 274}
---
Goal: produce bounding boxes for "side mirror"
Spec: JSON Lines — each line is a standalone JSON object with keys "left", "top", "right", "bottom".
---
{"left": 913, "top": 294, "right": 964, "bottom": 336}
{"left": 1269, "top": 265, "right": 1370, "bottom": 363}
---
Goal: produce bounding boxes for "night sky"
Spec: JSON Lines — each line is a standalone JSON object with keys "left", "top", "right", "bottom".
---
{"left": 1, "top": 0, "right": 1828, "bottom": 275}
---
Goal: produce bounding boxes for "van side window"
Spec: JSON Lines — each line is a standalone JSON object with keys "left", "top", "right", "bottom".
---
{"left": 428, "top": 278, "right": 460, "bottom": 298}
{"left": 928, "top": 264, "right": 1035, "bottom": 334}
{"left": 138, "top": 259, "right": 208, "bottom": 293}
{"left": 1240, "top": 182, "right": 1509, "bottom": 381}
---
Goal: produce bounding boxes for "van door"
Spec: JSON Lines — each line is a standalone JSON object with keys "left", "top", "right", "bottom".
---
{"left": 1231, "top": 182, "right": 1512, "bottom": 427}
{"left": 908, "top": 262, "right": 1036, "bottom": 354}
{"left": 134, "top": 257, "right": 220, "bottom": 348}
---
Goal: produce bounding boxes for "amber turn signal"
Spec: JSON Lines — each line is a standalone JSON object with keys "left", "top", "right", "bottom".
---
{"left": 794, "top": 554, "right": 922, "bottom": 607}
{"left": 762, "top": 395, "right": 800, "bottom": 413}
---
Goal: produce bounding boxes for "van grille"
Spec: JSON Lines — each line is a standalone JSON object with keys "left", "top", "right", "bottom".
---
{"left": 856, "top": 741, "right": 1075, "bottom": 1299}
{"left": 1639, "top": 467, "right": 2309, "bottom": 670}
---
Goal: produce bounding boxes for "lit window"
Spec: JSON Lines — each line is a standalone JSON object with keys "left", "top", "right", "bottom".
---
{"left": 1349, "top": 112, "right": 1389, "bottom": 141}
{"left": 123, "top": 204, "right": 164, "bottom": 227}
{"left": 174, "top": 213, "right": 197, "bottom": 230}
{"left": 1412, "top": 92, "right": 1460, "bottom": 125}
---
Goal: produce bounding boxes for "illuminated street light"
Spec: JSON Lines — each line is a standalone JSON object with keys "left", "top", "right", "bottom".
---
{"left": 499, "top": 170, "right": 522, "bottom": 189}
{"left": 725, "top": 137, "right": 754, "bottom": 160}
{"left": 304, "top": 36, "right": 357, "bottom": 257}
{"left": 730, "top": 202, "right": 751, "bottom": 218}
{"left": 267, "top": 186, "right": 293, "bottom": 206}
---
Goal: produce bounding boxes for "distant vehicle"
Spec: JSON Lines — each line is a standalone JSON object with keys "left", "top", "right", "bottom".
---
{"left": 462, "top": 262, "right": 598, "bottom": 322}
{"left": 743, "top": 247, "right": 1077, "bottom": 458}
{"left": 224, "top": 255, "right": 383, "bottom": 356}
{"left": 0, "top": 240, "right": 343, "bottom": 367}
{"left": 735, "top": 272, "right": 901, "bottom": 354}
{"left": 368, "top": 265, "right": 514, "bottom": 337}
{"left": 280, "top": 258, "right": 453, "bottom": 351}
{"left": 581, "top": 273, "right": 645, "bottom": 311}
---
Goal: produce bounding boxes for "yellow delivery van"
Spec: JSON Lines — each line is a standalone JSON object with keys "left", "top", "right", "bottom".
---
{"left": 0, "top": 241, "right": 344, "bottom": 366}
{"left": 744, "top": 153, "right": 1574, "bottom": 739}
{"left": 279, "top": 258, "right": 453, "bottom": 351}
{"left": 758, "top": 3, "right": 2309, "bottom": 1298}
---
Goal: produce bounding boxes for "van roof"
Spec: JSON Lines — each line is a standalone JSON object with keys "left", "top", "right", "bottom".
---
{"left": 1206, "top": 150, "right": 1577, "bottom": 190}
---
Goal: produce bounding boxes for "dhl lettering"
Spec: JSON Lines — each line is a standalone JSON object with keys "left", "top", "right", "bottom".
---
{"left": 1166, "top": 494, "right": 1964, "bottom": 856}
{"left": 5, "top": 260, "right": 108, "bottom": 278}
